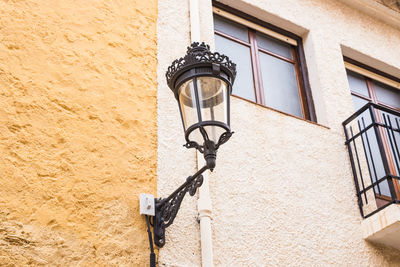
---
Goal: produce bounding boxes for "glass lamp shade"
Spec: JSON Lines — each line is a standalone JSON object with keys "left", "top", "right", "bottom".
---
{"left": 178, "top": 76, "right": 230, "bottom": 146}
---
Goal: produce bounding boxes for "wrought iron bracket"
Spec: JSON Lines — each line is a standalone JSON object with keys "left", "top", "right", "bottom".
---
{"left": 153, "top": 165, "right": 208, "bottom": 247}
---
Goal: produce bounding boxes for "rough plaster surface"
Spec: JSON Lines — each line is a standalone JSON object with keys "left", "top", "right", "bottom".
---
{"left": 157, "top": 0, "right": 202, "bottom": 266}
{"left": 158, "top": 0, "right": 400, "bottom": 266}
{"left": 0, "top": 0, "right": 157, "bottom": 265}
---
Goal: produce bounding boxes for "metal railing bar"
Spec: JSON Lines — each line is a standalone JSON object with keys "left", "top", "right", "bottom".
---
{"left": 343, "top": 122, "right": 364, "bottom": 217}
{"left": 350, "top": 126, "right": 368, "bottom": 204}
{"left": 345, "top": 121, "right": 400, "bottom": 145}
{"left": 361, "top": 117, "right": 381, "bottom": 196}
{"left": 359, "top": 174, "right": 400, "bottom": 194}
{"left": 363, "top": 201, "right": 395, "bottom": 219}
{"left": 345, "top": 122, "right": 376, "bottom": 144}
{"left": 396, "top": 117, "right": 400, "bottom": 173}
{"left": 343, "top": 102, "right": 372, "bottom": 126}
{"left": 376, "top": 121, "right": 400, "bottom": 133}
{"left": 383, "top": 114, "right": 400, "bottom": 176}
{"left": 369, "top": 106, "right": 396, "bottom": 201}
{"left": 388, "top": 116, "right": 400, "bottom": 175}
{"left": 343, "top": 102, "right": 400, "bottom": 127}
{"left": 371, "top": 102, "right": 400, "bottom": 116}
{"left": 358, "top": 119, "right": 378, "bottom": 196}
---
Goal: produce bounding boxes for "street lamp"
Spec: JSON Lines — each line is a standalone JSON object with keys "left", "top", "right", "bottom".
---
{"left": 166, "top": 42, "right": 236, "bottom": 170}
{"left": 141, "top": 42, "right": 236, "bottom": 261}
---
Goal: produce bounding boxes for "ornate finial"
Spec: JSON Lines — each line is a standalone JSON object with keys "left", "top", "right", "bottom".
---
{"left": 186, "top": 42, "right": 210, "bottom": 53}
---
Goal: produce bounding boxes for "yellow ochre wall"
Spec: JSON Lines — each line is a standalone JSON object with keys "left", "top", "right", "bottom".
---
{"left": 0, "top": 0, "right": 157, "bottom": 265}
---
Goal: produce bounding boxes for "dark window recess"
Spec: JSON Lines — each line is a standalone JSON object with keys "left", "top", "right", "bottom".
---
{"left": 344, "top": 68, "right": 400, "bottom": 218}
{"left": 213, "top": 14, "right": 312, "bottom": 120}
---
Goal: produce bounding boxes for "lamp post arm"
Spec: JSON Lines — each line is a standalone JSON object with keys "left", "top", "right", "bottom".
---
{"left": 153, "top": 164, "right": 209, "bottom": 247}
{"left": 157, "top": 165, "right": 208, "bottom": 206}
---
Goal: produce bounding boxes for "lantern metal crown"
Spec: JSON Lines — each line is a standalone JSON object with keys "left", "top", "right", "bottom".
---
{"left": 166, "top": 42, "right": 237, "bottom": 90}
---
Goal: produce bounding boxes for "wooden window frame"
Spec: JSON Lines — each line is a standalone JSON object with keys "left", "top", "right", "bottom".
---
{"left": 213, "top": 1, "right": 316, "bottom": 122}
{"left": 346, "top": 58, "right": 400, "bottom": 201}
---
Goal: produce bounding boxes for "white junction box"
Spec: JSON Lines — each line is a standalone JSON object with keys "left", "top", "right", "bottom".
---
{"left": 140, "top": 193, "right": 155, "bottom": 216}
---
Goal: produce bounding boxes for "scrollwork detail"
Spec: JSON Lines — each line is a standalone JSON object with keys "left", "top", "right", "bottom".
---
{"left": 166, "top": 42, "right": 237, "bottom": 88}
{"left": 153, "top": 165, "right": 210, "bottom": 247}
{"left": 157, "top": 174, "right": 204, "bottom": 229}
{"left": 188, "top": 174, "right": 203, "bottom": 196}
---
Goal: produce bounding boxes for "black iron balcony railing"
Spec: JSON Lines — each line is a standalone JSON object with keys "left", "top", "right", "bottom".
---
{"left": 343, "top": 102, "right": 400, "bottom": 218}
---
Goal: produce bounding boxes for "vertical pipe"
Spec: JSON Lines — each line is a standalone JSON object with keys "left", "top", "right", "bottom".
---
{"left": 197, "top": 152, "right": 214, "bottom": 267}
{"left": 190, "top": 0, "right": 214, "bottom": 266}
{"left": 190, "top": 0, "right": 201, "bottom": 42}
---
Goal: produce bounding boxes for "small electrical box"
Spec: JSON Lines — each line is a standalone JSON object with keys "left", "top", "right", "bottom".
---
{"left": 140, "top": 193, "right": 155, "bottom": 216}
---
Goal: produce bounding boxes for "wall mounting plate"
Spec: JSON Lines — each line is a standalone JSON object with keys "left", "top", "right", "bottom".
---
{"left": 140, "top": 193, "right": 155, "bottom": 216}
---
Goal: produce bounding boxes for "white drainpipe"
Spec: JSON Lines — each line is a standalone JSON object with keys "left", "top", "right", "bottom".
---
{"left": 190, "top": 0, "right": 201, "bottom": 43}
{"left": 190, "top": 0, "right": 214, "bottom": 266}
{"left": 197, "top": 153, "right": 214, "bottom": 267}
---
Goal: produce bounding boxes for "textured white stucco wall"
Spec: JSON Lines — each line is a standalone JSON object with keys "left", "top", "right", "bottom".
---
{"left": 157, "top": 0, "right": 202, "bottom": 266}
{"left": 157, "top": 0, "right": 400, "bottom": 266}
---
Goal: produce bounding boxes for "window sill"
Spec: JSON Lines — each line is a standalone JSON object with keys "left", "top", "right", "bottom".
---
{"left": 232, "top": 94, "right": 330, "bottom": 129}
{"left": 361, "top": 204, "right": 400, "bottom": 250}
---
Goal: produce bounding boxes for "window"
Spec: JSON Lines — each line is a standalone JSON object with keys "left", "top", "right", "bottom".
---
{"left": 345, "top": 59, "right": 400, "bottom": 204}
{"left": 213, "top": 6, "right": 314, "bottom": 121}
{"left": 346, "top": 63, "right": 400, "bottom": 111}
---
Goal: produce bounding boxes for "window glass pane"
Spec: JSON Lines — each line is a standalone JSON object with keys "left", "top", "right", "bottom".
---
{"left": 256, "top": 33, "right": 292, "bottom": 59}
{"left": 351, "top": 95, "right": 369, "bottom": 111}
{"left": 214, "top": 15, "right": 249, "bottom": 42}
{"left": 215, "top": 34, "right": 255, "bottom": 101}
{"left": 259, "top": 52, "right": 302, "bottom": 117}
{"left": 373, "top": 80, "right": 400, "bottom": 108}
{"left": 346, "top": 70, "right": 369, "bottom": 97}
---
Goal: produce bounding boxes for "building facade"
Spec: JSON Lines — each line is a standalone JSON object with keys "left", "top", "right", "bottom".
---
{"left": 158, "top": 0, "right": 400, "bottom": 266}
{"left": 1, "top": 0, "right": 400, "bottom": 266}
